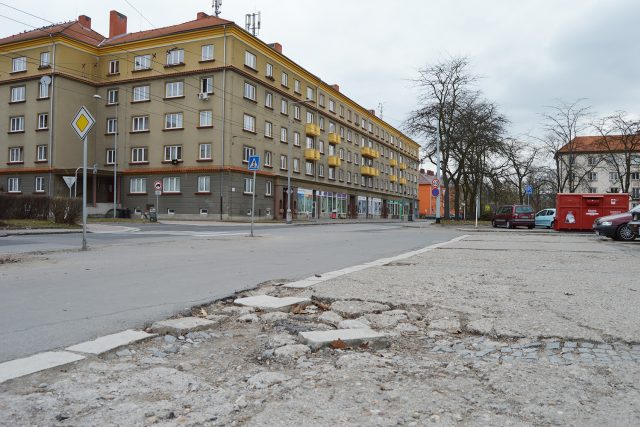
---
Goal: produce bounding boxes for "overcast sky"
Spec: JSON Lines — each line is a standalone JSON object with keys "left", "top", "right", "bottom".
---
{"left": 1, "top": 0, "right": 638, "bottom": 144}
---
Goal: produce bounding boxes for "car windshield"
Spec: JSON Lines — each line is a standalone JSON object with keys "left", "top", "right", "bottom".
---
{"left": 515, "top": 206, "right": 533, "bottom": 213}
{"left": 631, "top": 205, "right": 640, "bottom": 214}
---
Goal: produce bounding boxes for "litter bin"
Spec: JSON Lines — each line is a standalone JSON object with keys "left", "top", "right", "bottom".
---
{"left": 149, "top": 208, "right": 157, "bottom": 223}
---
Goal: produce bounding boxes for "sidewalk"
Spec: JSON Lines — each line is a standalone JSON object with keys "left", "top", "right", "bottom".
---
{"left": 1, "top": 232, "right": 639, "bottom": 425}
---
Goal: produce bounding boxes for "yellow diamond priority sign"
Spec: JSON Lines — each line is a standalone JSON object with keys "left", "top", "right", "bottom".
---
{"left": 71, "top": 106, "right": 96, "bottom": 140}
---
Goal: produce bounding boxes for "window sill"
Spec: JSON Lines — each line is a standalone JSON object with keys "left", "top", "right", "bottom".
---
{"left": 35, "top": 128, "right": 49, "bottom": 132}
{"left": 265, "top": 106, "right": 273, "bottom": 110}
{"left": 162, "top": 192, "right": 182, "bottom": 195}
{"left": 10, "top": 70, "right": 27, "bottom": 75}
{"left": 105, "top": 133, "right": 118, "bottom": 136}
{"left": 37, "top": 97, "right": 50, "bottom": 101}
{"left": 34, "top": 160, "right": 48, "bottom": 163}
{"left": 196, "top": 125, "right": 213, "bottom": 129}
{"left": 7, "top": 162, "right": 24, "bottom": 166}
{"left": 9, "top": 100, "right": 26, "bottom": 105}
{"left": 7, "top": 191, "right": 22, "bottom": 194}
{"left": 164, "top": 62, "right": 185, "bottom": 69}
{"left": 196, "top": 158, "right": 213, "bottom": 162}
{"left": 38, "top": 65, "right": 51, "bottom": 70}
{"left": 8, "top": 131, "right": 25, "bottom": 134}
{"left": 266, "top": 75, "right": 275, "bottom": 81}
{"left": 198, "top": 59, "right": 215, "bottom": 64}
{"left": 107, "top": 72, "right": 120, "bottom": 77}
{"left": 281, "top": 84, "right": 289, "bottom": 89}
{"left": 129, "top": 162, "right": 149, "bottom": 165}
{"left": 131, "top": 100, "right": 151, "bottom": 104}
{"left": 131, "top": 68, "right": 152, "bottom": 73}
{"left": 244, "top": 65, "right": 258, "bottom": 73}
{"left": 105, "top": 163, "right": 115, "bottom": 167}
{"left": 106, "top": 103, "right": 119, "bottom": 107}
{"left": 128, "top": 192, "right": 148, "bottom": 196}
{"left": 33, "top": 191, "right": 46, "bottom": 194}
{"left": 130, "top": 130, "right": 150, "bottom": 134}
{"left": 162, "top": 128, "right": 184, "bottom": 132}
{"left": 195, "top": 192, "right": 211, "bottom": 195}
{"left": 243, "top": 129, "right": 257, "bottom": 134}
{"left": 244, "top": 97, "right": 258, "bottom": 103}
{"left": 264, "top": 165, "right": 273, "bottom": 168}
{"left": 265, "top": 135, "right": 273, "bottom": 140}
{"left": 162, "top": 160, "right": 183, "bottom": 164}
{"left": 163, "top": 96, "right": 185, "bottom": 101}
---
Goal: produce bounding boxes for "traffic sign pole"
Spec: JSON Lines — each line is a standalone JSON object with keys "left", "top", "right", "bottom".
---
{"left": 82, "top": 135, "right": 87, "bottom": 251}
{"left": 251, "top": 170, "right": 256, "bottom": 237}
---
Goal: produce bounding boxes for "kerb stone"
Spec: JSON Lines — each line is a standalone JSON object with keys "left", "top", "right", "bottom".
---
{"left": 0, "top": 352, "right": 85, "bottom": 384}
{"left": 66, "top": 330, "right": 155, "bottom": 355}
{"left": 299, "top": 328, "right": 389, "bottom": 350}
{"left": 151, "top": 317, "right": 217, "bottom": 336}
{"left": 234, "top": 295, "right": 310, "bottom": 312}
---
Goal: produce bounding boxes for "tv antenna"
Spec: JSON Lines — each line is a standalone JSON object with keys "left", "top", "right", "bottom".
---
{"left": 213, "top": 0, "right": 222, "bottom": 17}
{"left": 245, "top": 12, "right": 261, "bottom": 37}
{"left": 378, "top": 102, "right": 384, "bottom": 119}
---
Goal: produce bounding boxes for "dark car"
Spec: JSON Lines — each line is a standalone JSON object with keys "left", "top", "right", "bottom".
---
{"left": 629, "top": 205, "right": 640, "bottom": 236}
{"left": 592, "top": 205, "right": 639, "bottom": 241}
{"left": 492, "top": 204, "right": 535, "bottom": 229}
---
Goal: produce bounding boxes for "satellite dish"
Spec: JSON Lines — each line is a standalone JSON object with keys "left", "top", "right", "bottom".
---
{"left": 40, "top": 75, "right": 52, "bottom": 86}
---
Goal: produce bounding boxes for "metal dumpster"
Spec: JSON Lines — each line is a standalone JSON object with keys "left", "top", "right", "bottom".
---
{"left": 555, "top": 193, "right": 630, "bottom": 231}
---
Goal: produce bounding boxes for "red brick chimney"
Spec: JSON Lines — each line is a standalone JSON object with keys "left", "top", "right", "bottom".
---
{"left": 197, "top": 12, "right": 209, "bottom": 20}
{"left": 331, "top": 84, "right": 340, "bottom": 92}
{"left": 109, "top": 10, "right": 127, "bottom": 38}
{"left": 78, "top": 15, "right": 91, "bottom": 29}
{"left": 268, "top": 43, "right": 283, "bottom": 54}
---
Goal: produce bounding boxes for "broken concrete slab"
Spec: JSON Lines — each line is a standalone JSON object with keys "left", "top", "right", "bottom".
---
{"left": 0, "top": 352, "right": 85, "bottom": 384}
{"left": 299, "top": 328, "right": 389, "bottom": 350}
{"left": 66, "top": 330, "right": 155, "bottom": 355}
{"left": 330, "top": 300, "right": 390, "bottom": 318}
{"left": 234, "top": 295, "right": 310, "bottom": 312}
{"left": 151, "top": 317, "right": 217, "bottom": 336}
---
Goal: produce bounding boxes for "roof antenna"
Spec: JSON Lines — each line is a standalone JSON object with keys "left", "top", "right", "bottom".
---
{"left": 213, "top": 0, "right": 222, "bottom": 17}
{"left": 245, "top": 11, "right": 260, "bottom": 37}
{"left": 378, "top": 102, "right": 384, "bottom": 119}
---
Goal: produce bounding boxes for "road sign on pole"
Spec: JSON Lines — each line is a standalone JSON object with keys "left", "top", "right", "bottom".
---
{"left": 525, "top": 184, "right": 533, "bottom": 195}
{"left": 248, "top": 155, "right": 260, "bottom": 171}
{"left": 71, "top": 106, "right": 95, "bottom": 140}
{"left": 71, "top": 106, "right": 95, "bottom": 251}
{"left": 154, "top": 181, "right": 162, "bottom": 191}
{"left": 432, "top": 187, "right": 440, "bottom": 197}
{"left": 431, "top": 178, "right": 440, "bottom": 188}
{"left": 63, "top": 176, "right": 76, "bottom": 197}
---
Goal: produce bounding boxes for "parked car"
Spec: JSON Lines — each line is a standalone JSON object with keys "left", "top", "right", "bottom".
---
{"left": 592, "top": 205, "right": 640, "bottom": 241}
{"left": 492, "top": 205, "right": 535, "bottom": 229}
{"left": 535, "top": 208, "right": 556, "bottom": 229}
{"left": 629, "top": 205, "right": 640, "bottom": 236}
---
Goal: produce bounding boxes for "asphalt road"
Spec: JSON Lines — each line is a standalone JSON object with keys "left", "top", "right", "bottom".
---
{"left": 0, "top": 222, "right": 461, "bottom": 362}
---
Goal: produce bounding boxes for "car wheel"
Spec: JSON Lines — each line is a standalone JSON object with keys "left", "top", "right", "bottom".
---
{"left": 527, "top": 225, "right": 534, "bottom": 229}
{"left": 492, "top": 220, "right": 497, "bottom": 228}
{"left": 549, "top": 221, "right": 554, "bottom": 229}
{"left": 506, "top": 220, "right": 512, "bottom": 229}
{"left": 616, "top": 224, "right": 636, "bottom": 241}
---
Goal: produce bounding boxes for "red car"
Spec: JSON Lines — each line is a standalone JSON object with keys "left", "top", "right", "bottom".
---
{"left": 492, "top": 205, "right": 535, "bottom": 229}
{"left": 593, "top": 205, "right": 639, "bottom": 241}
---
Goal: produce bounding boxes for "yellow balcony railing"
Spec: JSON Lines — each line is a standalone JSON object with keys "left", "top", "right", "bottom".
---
{"left": 327, "top": 155, "right": 342, "bottom": 167}
{"left": 389, "top": 175, "right": 398, "bottom": 183}
{"left": 389, "top": 159, "right": 398, "bottom": 167}
{"left": 305, "top": 123, "right": 320, "bottom": 137}
{"left": 399, "top": 162, "right": 407, "bottom": 170}
{"left": 361, "top": 147, "right": 380, "bottom": 159}
{"left": 304, "top": 148, "right": 321, "bottom": 161}
{"left": 360, "top": 166, "right": 379, "bottom": 177}
{"left": 399, "top": 177, "right": 408, "bottom": 185}
{"left": 328, "top": 132, "right": 340, "bottom": 144}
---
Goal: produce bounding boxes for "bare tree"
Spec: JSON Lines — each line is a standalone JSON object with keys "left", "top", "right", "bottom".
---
{"left": 501, "top": 138, "right": 539, "bottom": 204}
{"left": 592, "top": 111, "right": 640, "bottom": 193}
{"left": 540, "top": 99, "right": 596, "bottom": 192}
{"left": 405, "top": 56, "right": 476, "bottom": 218}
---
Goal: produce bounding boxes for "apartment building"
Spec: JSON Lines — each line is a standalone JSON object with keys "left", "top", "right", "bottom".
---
{"left": 0, "top": 10, "right": 421, "bottom": 220}
{"left": 557, "top": 136, "right": 640, "bottom": 206}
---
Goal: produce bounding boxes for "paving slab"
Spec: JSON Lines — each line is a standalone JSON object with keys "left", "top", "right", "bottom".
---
{"left": 66, "top": 330, "right": 156, "bottom": 355}
{"left": 299, "top": 328, "right": 389, "bottom": 350}
{"left": 0, "top": 352, "right": 85, "bottom": 383}
{"left": 151, "top": 317, "right": 217, "bottom": 335}
{"left": 234, "top": 295, "right": 310, "bottom": 312}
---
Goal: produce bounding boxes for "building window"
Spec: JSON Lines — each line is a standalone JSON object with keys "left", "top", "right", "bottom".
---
{"left": 339, "top": 104, "right": 345, "bottom": 117}
{"left": 131, "top": 147, "right": 148, "bottom": 163}
{"left": 36, "top": 145, "right": 47, "bottom": 161}
{"left": 107, "top": 88, "right": 119, "bottom": 104}
{"left": 164, "top": 145, "right": 182, "bottom": 162}
{"left": 305, "top": 161, "right": 314, "bottom": 175}
{"left": 243, "top": 114, "right": 256, "bottom": 132}
{"left": 197, "top": 176, "right": 210, "bottom": 193}
{"left": 35, "top": 176, "right": 45, "bottom": 192}
{"left": 306, "top": 137, "right": 314, "bottom": 149}
{"left": 347, "top": 151, "right": 352, "bottom": 162}
{"left": 243, "top": 177, "right": 254, "bottom": 194}
{"left": 245, "top": 51, "right": 257, "bottom": 69}
{"left": 199, "top": 143, "right": 212, "bottom": 160}
{"left": 281, "top": 71, "right": 288, "bottom": 87}
{"left": 293, "top": 158, "right": 300, "bottom": 173}
{"left": 265, "top": 91, "right": 273, "bottom": 108}
{"left": 294, "top": 131, "right": 300, "bottom": 147}
{"left": 587, "top": 156, "right": 597, "bottom": 166}
{"left": 10, "top": 86, "right": 25, "bottom": 102}
{"left": 106, "top": 149, "right": 116, "bottom": 165}
{"left": 106, "top": 118, "right": 117, "bottom": 134}
{"left": 588, "top": 172, "right": 597, "bottom": 181}
{"left": 40, "top": 52, "right": 50, "bottom": 67}
{"left": 347, "top": 171, "right": 352, "bottom": 183}
{"left": 329, "top": 99, "right": 335, "bottom": 112}
{"left": 280, "top": 127, "right": 288, "bottom": 143}
{"left": 281, "top": 99, "right": 288, "bottom": 115}
{"left": 609, "top": 187, "right": 619, "bottom": 193}
{"left": 244, "top": 82, "right": 256, "bottom": 101}
{"left": 108, "top": 60, "right": 119, "bottom": 74}
{"left": 200, "top": 77, "right": 213, "bottom": 94}
{"left": 201, "top": 44, "right": 214, "bottom": 61}
{"left": 7, "top": 177, "right": 20, "bottom": 193}
{"left": 318, "top": 140, "right": 324, "bottom": 154}
{"left": 166, "top": 49, "right": 184, "bottom": 65}
{"left": 133, "top": 85, "right": 150, "bottom": 102}
{"left": 306, "top": 111, "right": 314, "bottom": 124}
{"left": 328, "top": 166, "right": 335, "bottom": 180}
{"left": 588, "top": 187, "right": 597, "bottom": 193}
{"left": 264, "top": 150, "right": 272, "bottom": 167}
{"left": 265, "top": 121, "right": 273, "bottom": 138}
{"left": 163, "top": 177, "right": 180, "bottom": 193}
{"left": 130, "top": 178, "right": 146, "bottom": 193}
{"left": 199, "top": 110, "right": 212, "bottom": 127}
{"left": 319, "top": 116, "right": 324, "bottom": 131}
{"left": 632, "top": 188, "right": 640, "bottom": 198}
{"left": 165, "top": 81, "right": 184, "bottom": 98}
{"left": 243, "top": 145, "right": 256, "bottom": 163}
{"left": 10, "top": 116, "right": 24, "bottom": 132}
{"left": 339, "top": 169, "right": 344, "bottom": 182}
{"left": 318, "top": 164, "right": 324, "bottom": 177}
{"left": 280, "top": 154, "right": 287, "bottom": 170}
{"left": 9, "top": 57, "right": 25, "bottom": 73}
{"left": 9, "top": 147, "right": 23, "bottom": 163}
{"left": 37, "top": 113, "right": 48, "bottom": 130}
{"left": 347, "top": 130, "right": 352, "bottom": 142}
{"left": 339, "top": 147, "right": 345, "bottom": 160}
{"left": 294, "top": 79, "right": 301, "bottom": 94}
{"left": 265, "top": 180, "right": 273, "bottom": 196}
{"left": 134, "top": 54, "right": 151, "bottom": 70}
{"left": 165, "top": 113, "right": 183, "bottom": 129}
{"left": 319, "top": 94, "right": 325, "bottom": 107}
{"left": 293, "top": 105, "right": 301, "bottom": 121}
{"left": 306, "top": 87, "right": 314, "bottom": 101}
{"left": 609, "top": 172, "right": 619, "bottom": 182}
{"left": 132, "top": 116, "right": 149, "bottom": 132}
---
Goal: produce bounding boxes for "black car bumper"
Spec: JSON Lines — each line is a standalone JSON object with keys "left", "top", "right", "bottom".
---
{"left": 593, "top": 224, "right": 617, "bottom": 238}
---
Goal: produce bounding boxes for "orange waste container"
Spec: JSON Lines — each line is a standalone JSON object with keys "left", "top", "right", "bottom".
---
{"left": 555, "top": 193, "right": 630, "bottom": 231}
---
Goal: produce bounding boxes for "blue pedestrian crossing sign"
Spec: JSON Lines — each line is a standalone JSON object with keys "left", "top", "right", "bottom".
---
{"left": 525, "top": 184, "right": 533, "bottom": 195}
{"left": 248, "top": 155, "right": 260, "bottom": 171}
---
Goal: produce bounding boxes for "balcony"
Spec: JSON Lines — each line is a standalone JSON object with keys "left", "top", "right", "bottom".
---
{"left": 361, "top": 147, "right": 380, "bottom": 159}
{"left": 399, "top": 177, "right": 408, "bottom": 185}
{"left": 389, "top": 175, "right": 398, "bottom": 183}
{"left": 327, "top": 155, "right": 342, "bottom": 167}
{"left": 399, "top": 162, "right": 407, "bottom": 170}
{"left": 360, "top": 166, "right": 379, "bottom": 177}
{"left": 389, "top": 159, "right": 398, "bottom": 167}
{"left": 304, "top": 148, "right": 321, "bottom": 161}
{"left": 328, "top": 132, "right": 340, "bottom": 144}
{"left": 305, "top": 123, "right": 320, "bottom": 137}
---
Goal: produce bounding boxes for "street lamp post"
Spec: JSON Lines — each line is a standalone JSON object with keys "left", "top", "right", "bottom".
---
{"left": 286, "top": 98, "right": 314, "bottom": 224}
